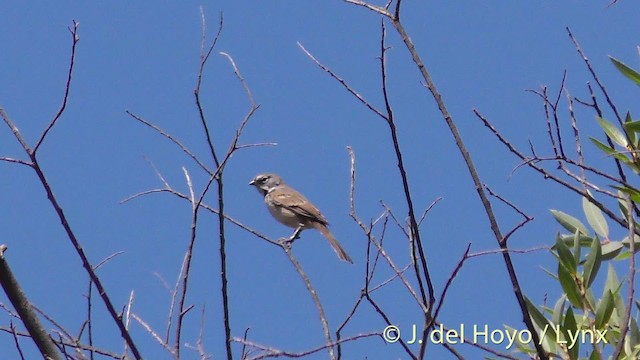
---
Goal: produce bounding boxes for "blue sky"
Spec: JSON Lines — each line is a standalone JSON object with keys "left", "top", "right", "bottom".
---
{"left": 1, "top": 1, "right": 639, "bottom": 359}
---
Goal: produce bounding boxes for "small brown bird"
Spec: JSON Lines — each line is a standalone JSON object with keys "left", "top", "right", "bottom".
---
{"left": 249, "top": 173, "right": 353, "bottom": 263}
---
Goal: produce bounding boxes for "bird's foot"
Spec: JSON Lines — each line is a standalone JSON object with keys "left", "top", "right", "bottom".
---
{"left": 278, "top": 226, "right": 303, "bottom": 247}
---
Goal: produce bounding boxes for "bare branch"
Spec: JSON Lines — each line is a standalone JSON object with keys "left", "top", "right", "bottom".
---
{"left": 125, "top": 111, "right": 214, "bottom": 175}
{"left": 567, "top": 27, "right": 623, "bottom": 126}
{"left": 0, "top": 247, "right": 60, "bottom": 360}
{"left": 297, "top": 42, "right": 388, "bottom": 121}
{"left": 34, "top": 20, "right": 79, "bottom": 154}
{"left": 281, "top": 247, "right": 336, "bottom": 360}
{"left": 0, "top": 157, "right": 32, "bottom": 167}
{"left": 233, "top": 332, "right": 381, "bottom": 360}
{"left": 132, "top": 313, "right": 175, "bottom": 356}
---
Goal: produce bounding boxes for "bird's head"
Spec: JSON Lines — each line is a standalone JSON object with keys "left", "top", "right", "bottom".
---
{"left": 249, "top": 173, "right": 284, "bottom": 195}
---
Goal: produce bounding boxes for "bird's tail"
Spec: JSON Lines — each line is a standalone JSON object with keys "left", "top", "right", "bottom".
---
{"left": 313, "top": 223, "right": 353, "bottom": 264}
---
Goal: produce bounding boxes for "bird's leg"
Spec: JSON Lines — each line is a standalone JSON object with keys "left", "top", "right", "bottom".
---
{"left": 278, "top": 226, "right": 303, "bottom": 248}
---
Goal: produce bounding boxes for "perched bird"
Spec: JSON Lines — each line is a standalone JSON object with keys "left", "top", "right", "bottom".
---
{"left": 249, "top": 173, "right": 353, "bottom": 263}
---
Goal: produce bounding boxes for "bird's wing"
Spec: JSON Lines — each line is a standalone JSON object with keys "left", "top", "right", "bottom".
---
{"left": 269, "top": 187, "right": 329, "bottom": 224}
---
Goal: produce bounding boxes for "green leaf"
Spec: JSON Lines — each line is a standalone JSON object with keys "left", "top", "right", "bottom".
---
{"left": 559, "top": 233, "right": 594, "bottom": 248}
{"left": 614, "top": 186, "right": 640, "bottom": 214}
{"left": 563, "top": 307, "right": 579, "bottom": 359}
{"left": 625, "top": 124, "right": 640, "bottom": 141}
{"left": 628, "top": 318, "right": 640, "bottom": 354}
{"left": 503, "top": 325, "right": 533, "bottom": 354}
{"left": 556, "top": 235, "right": 577, "bottom": 273}
{"left": 623, "top": 112, "right": 638, "bottom": 145}
{"left": 597, "top": 116, "right": 628, "bottom": 148}
{"left": 551, "top": 210, "right": 588, "bottom": 235}
{"left": 602, "top": 241, "right": 624, "bottom": 260}
{"left": 584, "top": 288, "right": 597, "bottom": 313}
{"left": 604, "top": 263, "right": 621, "bottom": 294}
{"left": 610, "top": 56, "right": 640, "bottom": 87}
{"left": 583, "top": 196, "right": 609, "bottom": 239}
{"left": 558, "top": 260, "right": 582, "bottom": 308}
{"left": 572, "top": 230, "right": 581, "bottom": 264}
{"left": 590, "top": 137, "right": 632, "bottom": 164}
{"left": 622, "top": 235, "right": 640, "bottom": 253}
{"left": 603, "top": 264, "right": 626, "bottom": 317}
{"left": 524, "top": 297, "right": 551, "bottom": 330}
{"left": 594, "top": 290, "right": 615, "bottom": 329}
{"left": 541, "top": 266, "right": 557, "bottom": 279}
{"left": 525, "top": 297, "right": 556, "bottom": 342}
{"left": 552, "top": 296, "right": 565, "bottom": 325}
{"left": 583, "top": 237, "right": 602, "bottom": 289}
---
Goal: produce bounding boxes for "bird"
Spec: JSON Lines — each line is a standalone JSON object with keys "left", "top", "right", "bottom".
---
{"left": 249, "top": 173, "right": 353, "bottom": 263}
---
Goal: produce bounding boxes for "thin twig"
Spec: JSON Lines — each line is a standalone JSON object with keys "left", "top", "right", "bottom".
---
{"left": 0, "top": 157, "right": 32, "bottom": 166}
{"left": 132, "top": 313, "right": 175, "bottom": 355}
{"left": 567, "top": 28, "right": 623, "bottom": 126}
{"left": 467, "top": 246, "right": 549, "bottom": 258}
{"left": 34, "top": 21, "right": 79, "bottom": 154}
{"left": 565, "top": 89, "right": 586, "bottom": 183}
{"left": 282, "top": 246, "right": 335, "bottom": 360}
{"left": 297, "top": 43, "right": 388, "bottom": 121}
{"left": 175, "top": 167, "right": 204, "bottom": 359}
{"left": 125, "top": 111, "right": 213, "bottom": 175}
{"left": 9, "top": 321, "right": 25, "bottom": 360}
{"left": 232, "top": 332, "right": 381, "bottom": 360}
{"left": 432, "top": 244, "right": 471, "bottom": 323}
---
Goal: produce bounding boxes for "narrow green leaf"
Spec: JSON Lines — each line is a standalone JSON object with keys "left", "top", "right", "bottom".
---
{"left": 610, "top": 56, "right": 640, "bottom": 87}
{"left": 572, "top": 230, "right": 581, "bottom": 267}
{"left": 602, "top": 241, "right": 624, "bottom": 260}
{"left": 504, "top": 325, "right": 532, "bottom": 354}
{"left": 604, "top": 263, "right": 620, "bottom": 294}
{"left": 594, "top": 290, "right": 615, "bottom": 329}
{"left": 559, "top": 233, "right": 593, "bottom": 248}
{"left": 525, "top": 297, "right": 555, "bottom": 341}
{"left": 552, "top": 297, "right": 565, "bottom": 325}
{"left": 583, "top": 237, "right": 602, "bottom": 289}
{"left": 584, "top": 288, "right": 597, "bottom": 313}
{"left": 614, "top": 185, "right": 640, "bottom": 207}
{"left": 550, "top": 210, "right": 588, "bottom": 235}
{"left": 563, "top": 307, "right": 579, "bottom": 360}
{"left": 604, "top": 264, "right": 626, "bottom": 317}
{"left": 525, "top": 297, "right": 551, "bottom": 329}
{"left": 541, "top": 266, "right": 557, "bottom": 279}
{"left": 623, "top": 112, "right": 637, "bottom": 145}
{"left": 628, "top": 318, "right": 640, "bottom": 353}
{"left": 558, "top": 261, "right": 582, "bottom": 308}
{"left": 560, "top": 232, "right": 596, "bottom": 248}
{"left": 556, "top": 235, "right": 577, "bottom": 273}
{"left": 615, "top": 251, "right": 631, "bottom": 260}
{"left": 590, "top": 137, "right": 631, "bottom": 164}
{"left": 622, "top": 235, "right": 640, "bottom": 253}
{"left": 583, "top": 196, "right": 609, "bottom": 239}
{"left": 597, "top": 116, "right": 629, "bottom": 148}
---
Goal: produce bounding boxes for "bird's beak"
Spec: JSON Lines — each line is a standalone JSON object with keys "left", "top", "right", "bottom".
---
{"left": 249, "top": 180, "right": 255, "bottom": 186}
